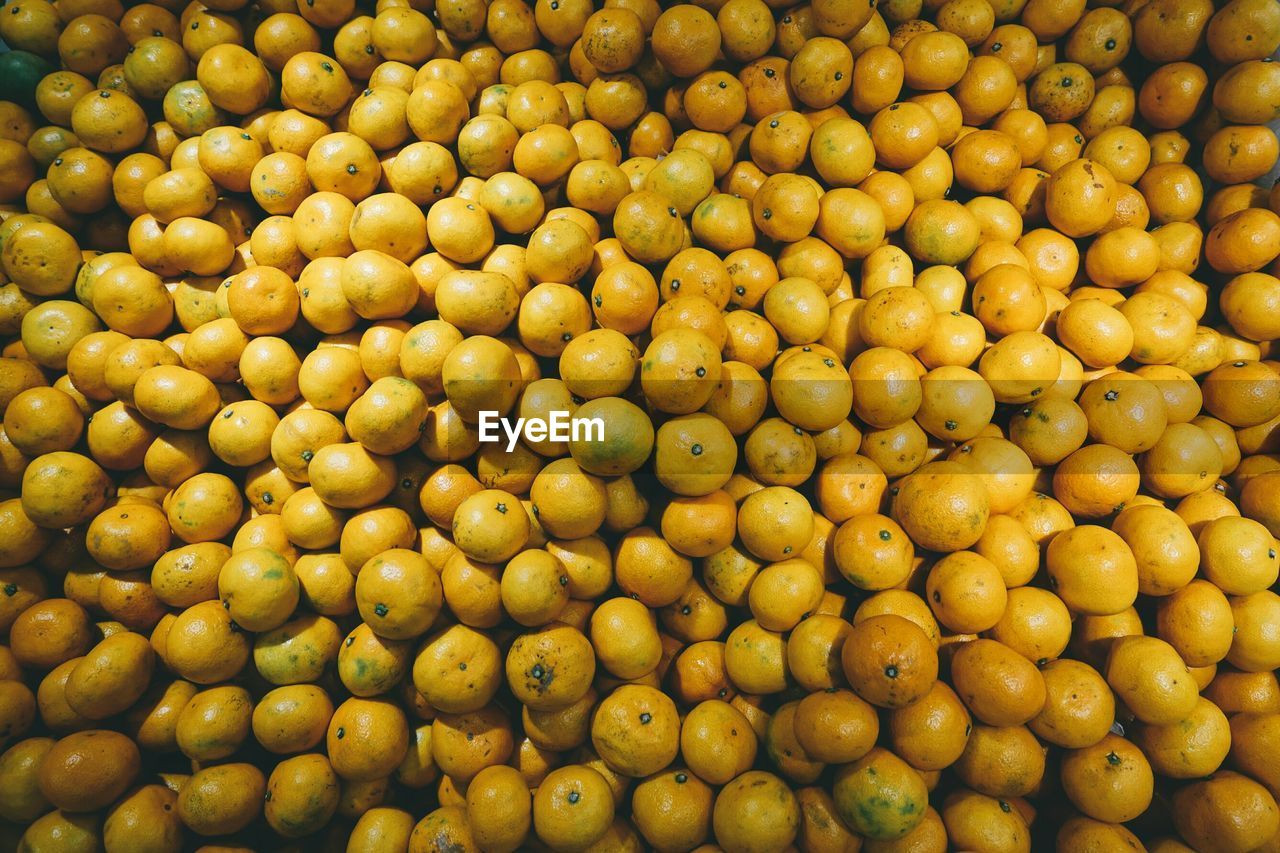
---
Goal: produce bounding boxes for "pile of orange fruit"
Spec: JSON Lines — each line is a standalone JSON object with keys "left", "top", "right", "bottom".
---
{"left": 3, "top": 0, "right": 1280, "bottom": 849}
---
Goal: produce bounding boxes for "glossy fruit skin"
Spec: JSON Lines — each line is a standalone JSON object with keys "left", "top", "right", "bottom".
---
{"left": 0, "top": 52, "right": 55, "bottom": 108}
{"left": 5, "top": 0, "right": 1280, "bottom": 850}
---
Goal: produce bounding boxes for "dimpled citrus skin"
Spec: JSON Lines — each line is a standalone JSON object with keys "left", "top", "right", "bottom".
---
{"left": 3, "top": 0, "right": 1280, "bottom": 849}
